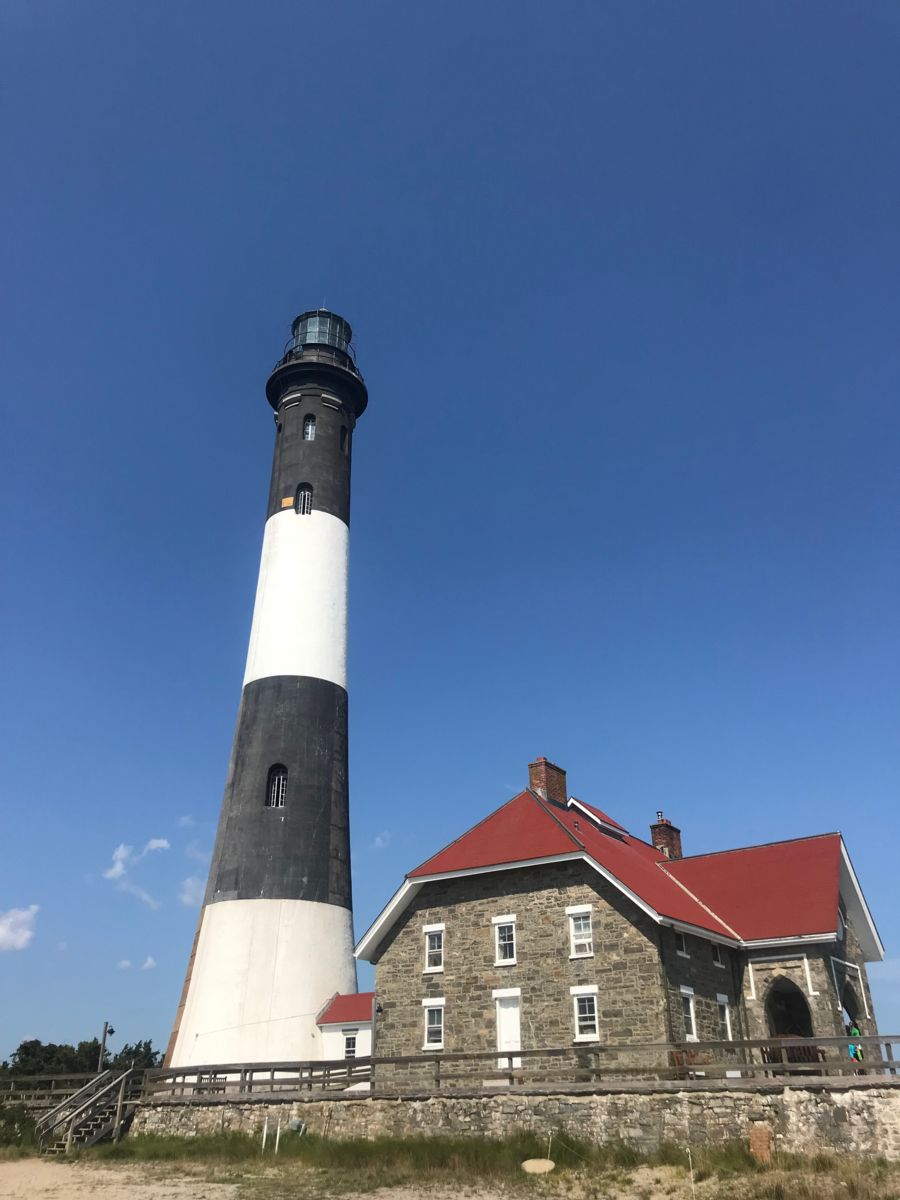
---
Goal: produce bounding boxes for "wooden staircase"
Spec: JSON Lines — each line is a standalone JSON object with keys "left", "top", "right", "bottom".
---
{"left": 35, "top": 1068, "right": 141, "bottom": 1155}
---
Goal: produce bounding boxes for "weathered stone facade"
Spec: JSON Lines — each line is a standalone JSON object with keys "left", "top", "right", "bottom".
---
{"left": 131, "top": 1078, "right": 900, "bottom": 1160}
{"left": 370, "top": 863, "right": 876, "bottom": 1072}
{"left": 371, "top": 862, "right": 668, "bottom": 1069}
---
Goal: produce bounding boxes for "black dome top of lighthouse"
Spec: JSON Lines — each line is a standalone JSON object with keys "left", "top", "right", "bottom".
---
{"left": 267, "top": 307, "right": 367, "bottom": 416}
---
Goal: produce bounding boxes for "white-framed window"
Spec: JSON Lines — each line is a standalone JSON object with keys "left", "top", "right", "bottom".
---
{"left": 423, "top": 924, "right": 444, "bottom": 973}
{"left": 422, "top": 997, "right": 445, "bottom": 1049}
{"left": 675, "top": 930, "right": 689, "bottom": 957}
{"left": 296, "top": 484, "right": 313, "bottom": 515}
{"left": 570, "top": 985, "right": 599, "bottom": 1041}
{"left": 492, "top": 914, "right": 516, "bottom": 965}
{"left": 265, "top": 764, "right": 287, "bottom": 808}
{"left": 343, "top": 1029, "right": 358, "bottom": 1058}
{"left": 303, "top": 414, "right": 316, "bottom": 441}
{"left": 716, "top": 993, "right": 732, "bottom": 1041}
{"left": 712, "top": 942, "right": 725, "bottom": 968}
{"left": 566, "top": 904, "right": 594, "bottom": 958}
{"left": 680, "top": 985, "right": 697, "bottom": 1042}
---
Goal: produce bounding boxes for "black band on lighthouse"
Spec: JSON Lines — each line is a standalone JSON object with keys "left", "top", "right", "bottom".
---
{"left": 206, "top": 675, "right": 351, "bottom": 908}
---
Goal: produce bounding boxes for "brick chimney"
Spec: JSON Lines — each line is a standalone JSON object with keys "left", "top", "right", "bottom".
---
{"left": 650, "top": 811, "right": 683, "bottom": 860}
{"left": 528, "top": 757, "right": 567, "bottom": 805}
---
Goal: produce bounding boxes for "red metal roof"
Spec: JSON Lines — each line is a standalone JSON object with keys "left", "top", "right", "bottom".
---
{"left": 666, "top": 835, "right": 842, "bottom": 941}
{"left": 317, "top": 992, "right": 375, "bottom": 1025}
{"left": 405, "top": 790, "right": 842, "bottom": 943}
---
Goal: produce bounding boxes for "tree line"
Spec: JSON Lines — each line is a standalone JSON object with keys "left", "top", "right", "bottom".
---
{"left": 1, "top": 1037, "right": 162, "bottom": 1075}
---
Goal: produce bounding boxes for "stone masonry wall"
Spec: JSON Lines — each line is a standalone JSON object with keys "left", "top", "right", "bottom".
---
{"left": 661, "top": 927, "right": 746, "bottom": 1045}
{"left": 371, "top": 861, "right": 668, "bottom": 1078}
{"left": 131, "top": 1080, "right": 900, "bottom": 1160}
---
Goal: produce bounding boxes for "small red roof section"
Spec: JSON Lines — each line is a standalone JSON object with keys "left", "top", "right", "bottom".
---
{"left": 317, "top": 992, "right": 374, "bottom": 1025}
{"left": 666, "top": 835, "right": 842, "bottom": 941}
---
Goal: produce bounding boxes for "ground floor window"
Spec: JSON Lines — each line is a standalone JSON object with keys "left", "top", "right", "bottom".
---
{"left": 680, "top": 985, "right": 697, "bottom": 1041}
{"left": 716, "top": 994, "right": 732, "bottom": 1040}
{"left": 422, "top": 998, "right": 445, "bottom": 1049}
{"left": 570, "top": 985, "right": 599, "bottom": 1041}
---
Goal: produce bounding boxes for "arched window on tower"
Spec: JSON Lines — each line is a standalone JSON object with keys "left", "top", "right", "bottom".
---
{"left": 266, "top": 764, "right": 287, "bottom": 808}
{"left": 303, "top": 414, "right": 316, "bottom": 441}
{"left": 296, "top": 484, "right": 313, "bottom": 515}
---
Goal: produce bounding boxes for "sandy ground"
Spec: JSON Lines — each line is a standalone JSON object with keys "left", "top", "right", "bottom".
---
{"left": 0, "top": 1159, "right": 238, "bottom": 1200}
{"left": 0, "top": 1158, "right": 693, "bottom": 1200}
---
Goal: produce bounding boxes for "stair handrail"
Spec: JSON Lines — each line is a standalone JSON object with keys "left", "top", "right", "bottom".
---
{"left": 35, "top": 1070, "right": 114, "bottom": 1141}
{"left": 39, "top": 1068, "right": 136, "bottom": 1149}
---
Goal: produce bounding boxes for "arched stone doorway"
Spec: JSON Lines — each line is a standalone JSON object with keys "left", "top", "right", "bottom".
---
{"left": 766, "top": 977, "right": 813, "bottom": 1039}
{"left": 841, "top": 981, "right": 862, "bottom": 1030}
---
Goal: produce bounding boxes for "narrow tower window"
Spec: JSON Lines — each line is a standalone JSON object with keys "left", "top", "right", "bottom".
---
{"left": 340, "top": 426, "right": 348, "bottom": 456}
{"left": 266, "top": 764, "right": 287, "bottom": 808}
{"left": 303, "top": 414, "right": 316, "bottom": 441}
{"left": 296, "top": 484, "right": 313, "bottom": 515}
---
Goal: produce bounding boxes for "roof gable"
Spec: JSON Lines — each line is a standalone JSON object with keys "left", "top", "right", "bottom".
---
{"left": 409, "top": 791, "right": 580, "bottom": 877}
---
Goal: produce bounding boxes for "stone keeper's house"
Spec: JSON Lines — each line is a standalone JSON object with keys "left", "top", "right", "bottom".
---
{"left": 355, "top": 758, "right": 883, "bottom": 1067}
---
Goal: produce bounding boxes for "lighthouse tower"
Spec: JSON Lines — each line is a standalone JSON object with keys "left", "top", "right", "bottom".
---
{"left": 167, "top": 310, "right": 367, "bottom": 1067}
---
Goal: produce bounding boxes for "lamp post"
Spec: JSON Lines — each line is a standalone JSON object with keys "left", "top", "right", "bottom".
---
{"left": 98, "top": 1021, "right": 115, "bottom": 1073}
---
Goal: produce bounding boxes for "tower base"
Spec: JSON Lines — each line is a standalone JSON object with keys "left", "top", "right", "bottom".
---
{"left": 168, "top": 898, "right": 357, "bottom": 1066}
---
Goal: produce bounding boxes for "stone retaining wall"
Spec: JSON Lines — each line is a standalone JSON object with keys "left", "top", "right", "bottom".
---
{"left": 132, "top": 1079, "right": 900, "bottom": 1160}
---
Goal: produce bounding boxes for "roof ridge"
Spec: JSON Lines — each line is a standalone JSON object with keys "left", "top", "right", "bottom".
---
{"left": 654, "top": 862, "right": 742, "bottom": 940}
{"left": 528, "top": 789, "right": 586, "bottom": 851}
{"left": 406, "top": 791, "right": 532, "bottom": 878}
{"left": 673, "top": 832, "right": 841, "bottom": 863}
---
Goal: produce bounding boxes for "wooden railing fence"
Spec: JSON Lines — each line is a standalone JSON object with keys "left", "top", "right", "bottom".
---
{"left": 5, "top": 1036, "right": 898, "bottom": 1108}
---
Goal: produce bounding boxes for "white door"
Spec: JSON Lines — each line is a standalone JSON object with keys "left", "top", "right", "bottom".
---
{"left": 496, "top": 995, "right": 522, "bottom": 1069}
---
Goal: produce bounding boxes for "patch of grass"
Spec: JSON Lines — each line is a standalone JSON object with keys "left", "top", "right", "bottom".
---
{"left": 90, "top": 1131, "right": 263, "bottom": 1161}
{"left": 0, "top": 1104, "right": 35, "bottom": 1149}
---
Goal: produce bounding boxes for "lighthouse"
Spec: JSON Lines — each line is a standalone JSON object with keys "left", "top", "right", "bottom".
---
{"left": 167, "top": 310, "right": 367, "bottom": 1066}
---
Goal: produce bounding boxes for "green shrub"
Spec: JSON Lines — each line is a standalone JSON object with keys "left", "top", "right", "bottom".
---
{"left": 0, "top": 1104, "right": 36, "bottom": 1149}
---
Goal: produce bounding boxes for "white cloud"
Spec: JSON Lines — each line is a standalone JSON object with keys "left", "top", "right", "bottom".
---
{"left": 104, "top": 844, "right": 132, "bottom": 880}
{"left": 177, "top": 815, "right": 195, "bottom": 828}
{"left": 0, "top": 905, "right": 39, "bottom": 951}
{"left": 372, "top": 831, "right": 391, "bottom": 850}
{"left": 117, "top": 959, "right": 131, "bottom": 970}
{"left": 119, "top": 879, "right": 161, "bottom": 911}
{"left": 102, "top": 837, "right": 169, "bottom": 908}
{"left": 179, "top": 876, "right": 204, "bottom": 908}
{"left": 141, "top": 956, "right": 157, "bottom": 971}
{"left": 141, "top": 838, "right": 170, "bottom": 856}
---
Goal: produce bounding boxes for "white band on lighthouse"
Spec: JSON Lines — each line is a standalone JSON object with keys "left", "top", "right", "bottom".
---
{"left": 170, "top": 898, "right": 357, "bottom": 1066}
{"left": 243, "top": 508, "right": 349, "bottom": 690}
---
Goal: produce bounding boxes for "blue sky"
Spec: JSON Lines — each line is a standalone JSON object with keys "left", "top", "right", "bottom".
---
{"left": 1, "top": 1, "right": 898, "bottom": 1058}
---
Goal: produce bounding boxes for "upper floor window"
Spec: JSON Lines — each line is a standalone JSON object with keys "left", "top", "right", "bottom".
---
{"left": 567, "top": 905, "right": 594, "bottom": 957}
{"left": 712, "top": 942, "right": 725, "bottom": 968}
{"left": 296, "top": 484, "right": 313, "bottom": 515}
{"left": 675, "top": 930, "right": 689, "bottom": 957}
{"left": 303, "top": 414, "right": 316, "bottom": 441}
{"left": 265, "top": 764, "right": 287, "bottom": 808}
{"left": 492, "top": 915, "right": 516, "bottom": 965}
{"left": 423, "top": 924, "right": 444, "bottom": 973}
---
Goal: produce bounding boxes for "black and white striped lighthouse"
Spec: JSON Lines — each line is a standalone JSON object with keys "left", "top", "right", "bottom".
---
{"left": 167, "top": 311, "right": 367, "bottom": 1066}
